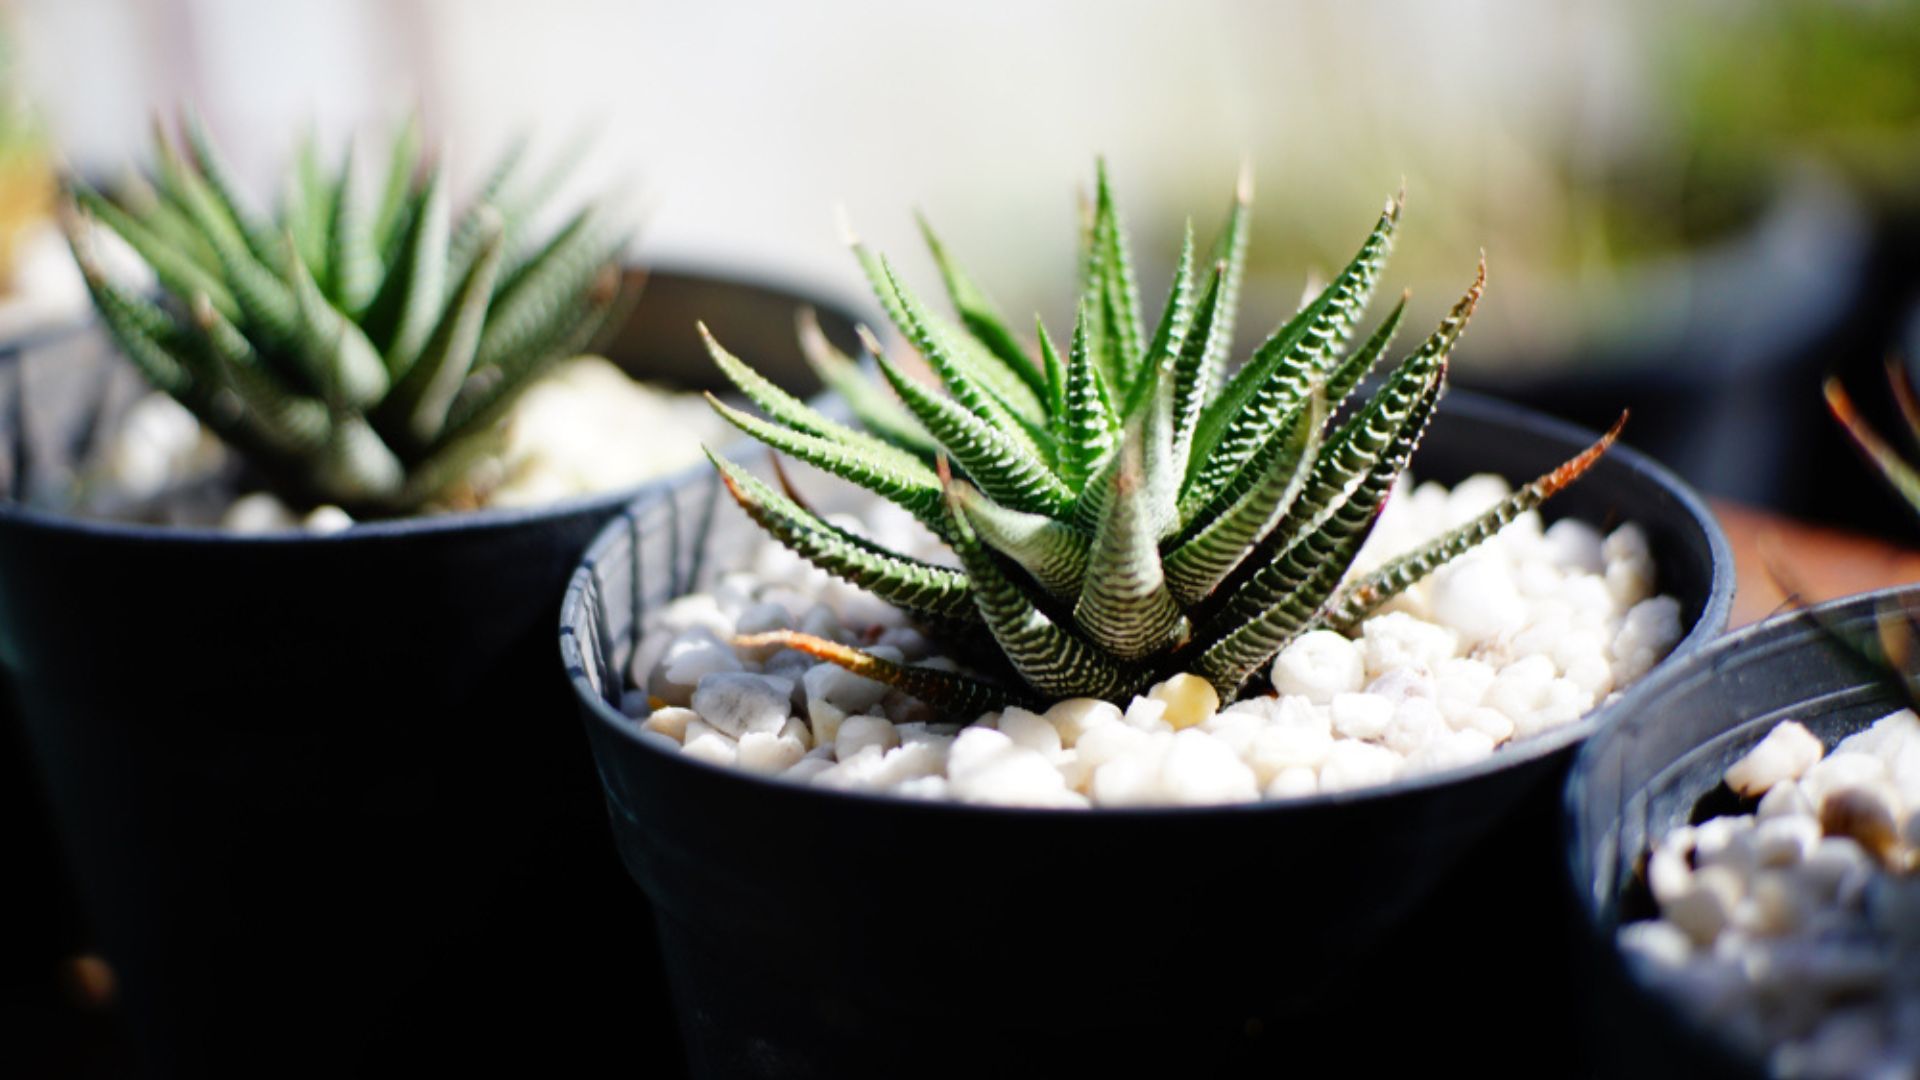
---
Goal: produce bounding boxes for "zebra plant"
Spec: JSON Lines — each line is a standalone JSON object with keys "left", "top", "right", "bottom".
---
{"left": 703, "top": 163, "right": 1621, "bottom": 712}
{"left": 62, "top": 115, "right": 630, "bottom": 516}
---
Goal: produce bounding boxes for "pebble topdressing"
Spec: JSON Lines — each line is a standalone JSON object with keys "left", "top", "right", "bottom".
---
{"left": 625, "top": 472, "right": 1685, "bottom": 808}
{"left": 1620, "top": 712, "right": 1920, "bottom": 1078}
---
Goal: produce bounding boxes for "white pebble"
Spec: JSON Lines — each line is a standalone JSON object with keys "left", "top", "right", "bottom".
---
{"left": 1356, "top": 612, "right": 1459, "bottom": 677}
{"left": 1403, "top": 727, "right": 1497, "bottom": 775}
{"left": 1075, "top": 720, "right": 1153, "bottom": 773}
{"left": 1246, "top": 698, "right": 1336, "bottom": 780}
{"left": 1602, "top": 524, "right": 1657, "bottom": 607}
{"left": 1542, "top": 518, "right": 1606, "bottom": 573}
{"left": 870, "top": 741, "right": 948, "bottom": 788}
{"left": 1753, "top": 815, "right": 1821, "bottom": 869}
{"left": 807, "top": 699, "right": 847, "bottom": 749}
{"left": 1384, "top": 697, "right": 1449, "bottom": 757}
{"left": 1091, "top": 752, "right": 1164, "bottom": 807}
{"left": 1648, "top": 831, "right": 1695, "bottom": 906}
{"left": 1667, "top": 864, "right": 1743, "bottom": 946}
{"left": 1318, "top": 739, "right": 1402, "bottom": 792}
{"left": 1611, "top": 596, "right": 1683, "bottom": 684}
{"left": 681, "top": 719, "right": 739, "bottom": 768}
{"left": 302, "top": 505, "right": 354, "bottom": 534}
{"left": 656, "top": 593, "right": 736, "bottom": 640}
{"left": 1123, "top": 695, "right": 1173, "bottom": 732}
{"left": 1562, "top": 654, "right": 1615, "bottom": 699}
{"left": 1453, "top": 706, "right": 1517, "bottom": 742}
{"left": 893, "top": 775, "right": 952, "bottom": 801}
{"left": 641, "top": 706, "right": 697, "bottom": 743}
{"left": 689, "top": 671, "right": 792, "bottom": 737}
{"left": 1485, "top": 655, "right": 1556, "bottom": 718}
{"left": 651, "top": 628, "right": 743, "bottom": 705}
{"left": 1726, "top": 721, "right": 1827, "bottom": 798}
{"left": 1430, "top": 555, "right": 1527, "bottom": 643}
{"left": 1044, "top": 698, "right": 1122, "bottom": 748}
{"left": 1270, "top": 630, "right": 1365, "bottom": 704}
{"left": 737, "top": 719, "right": 810, "bottom": 774}
{"left": 1433, "top": 657, "right": 1496, "bottom": 716}
{"left": 998, "top": 707, "right": 1063, "bottom": 757}
{"left": 783, "top": 756, "right": 835, "bottom": 784}
{"left": 835, "top": 714, "right": 901, "bottom": 761}
{"left": 1330, "top": 692, "right": 1394, "bottom": 742}
{"left": 222, "top": 492, "right": 298, "bottom": 534}
{"left": 1757, "top": 779, "right": 1816, "bottom": 821}
{"left": 1264, "top": 766, "right": 1320, "bottom": 800}
{"left": 1157, "top": 730, "right": 1260, "bottom": 805}
{"left": 1801, "top": 751, "right": 1889, "bottom": 807}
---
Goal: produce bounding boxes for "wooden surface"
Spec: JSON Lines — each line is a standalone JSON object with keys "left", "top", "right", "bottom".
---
{"left": 1713, "top": 498, "right": 1920, "bottom": 628}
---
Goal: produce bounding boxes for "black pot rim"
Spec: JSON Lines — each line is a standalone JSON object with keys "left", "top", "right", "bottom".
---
{"left": 562, "top": 388, "right": 1736, "bottom": 822}
{"left": 1560, "top": 581, "right": 1919, "bottom": 918}
{"left": 0, "top": 259, "right": 875, "bottom": 547}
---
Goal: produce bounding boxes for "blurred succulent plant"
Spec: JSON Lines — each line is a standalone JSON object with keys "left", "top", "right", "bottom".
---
{"left": 1826, "top": 361, "right": 1920, "bottom": 518}
{"left": 702, "top": 163, "right": 1621, "bottom": 711}
{"left": 63, "top": 115, "right": 630, "bottom": 516}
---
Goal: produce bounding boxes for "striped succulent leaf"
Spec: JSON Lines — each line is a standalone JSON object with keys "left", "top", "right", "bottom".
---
{"left": 704, "top": 163, "right": 1619, "bottom": 711}
{"left": 63, "top": 115, "right": 626, "bottom": 516}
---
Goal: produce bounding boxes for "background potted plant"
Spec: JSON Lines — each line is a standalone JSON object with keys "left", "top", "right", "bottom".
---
{"left": 1563, "top": 361, "right": 1920, "bottom": 1077}
{"left": 1564, "top": 586, "right": 1920, "bottom": 1078}
{"left": 0, "top": 116, "right": 869, "bottom": 1075}
{"left": 562, "top": 163, "right": 1734, "bottom": 1075}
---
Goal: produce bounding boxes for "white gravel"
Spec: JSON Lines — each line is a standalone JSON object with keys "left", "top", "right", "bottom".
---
{"left": 1621, "top": 712, "right": 1920, "bottom": 1078}
{"left": 631, "top": 472, "right": 1687, "bottom": 808}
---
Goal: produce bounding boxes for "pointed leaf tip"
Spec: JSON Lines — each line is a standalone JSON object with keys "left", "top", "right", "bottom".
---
{"left": 1538, "top": 411, "right": 1626, "bottom": 500}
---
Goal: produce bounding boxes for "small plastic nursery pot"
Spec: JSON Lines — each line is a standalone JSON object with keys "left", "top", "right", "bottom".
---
{"left": 0, "top": 266, "right": 869, "bottom": 1077}
{"left": 562, "top": 391, "right": 1734, "bottom": 1078}
{"left": 1564, "top": 586, "right": 1920, "bottom": 1079}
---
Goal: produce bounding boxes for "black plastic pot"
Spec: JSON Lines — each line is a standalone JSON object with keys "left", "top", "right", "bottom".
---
{"left": 562, "top": 391, "right": 1735, "bottom": 1078}
{"left": 0, "top": 265, "right": 870, "bottom": 1077}
{"left": 1564, "top": 586, "right": 1920, "bottom": 1079}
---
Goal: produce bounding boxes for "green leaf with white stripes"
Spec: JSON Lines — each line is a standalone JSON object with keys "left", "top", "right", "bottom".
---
{"left": 950, "top": 481, "right": 1089, "bottom": 600}
{"left": 710, "top": 451, "right": 977, "bottom": 623}
{"left": 1183, "top": 192, "right": 1400, "bottom": 508}
{"left": 872, "top": 348, "right": 1073, "bottom": 517}
{"left": 705, "top": 393, "right": 950, "bottom": 536}
{"left": 796, "top": 311, "right": 941, "bottom": 461}
{"left": 941, "top": 463, "right": 1145, "bottom": 701}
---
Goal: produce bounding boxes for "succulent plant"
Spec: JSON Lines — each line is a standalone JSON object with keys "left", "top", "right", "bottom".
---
{"left": 63, "top": 115, "right": 629, "bottom": 516}
{"left": 702, "top": 163, "right": 1620, "bottom": 712}
{"left": 1826, "top": 361, "right": 1920, "bottom": 518}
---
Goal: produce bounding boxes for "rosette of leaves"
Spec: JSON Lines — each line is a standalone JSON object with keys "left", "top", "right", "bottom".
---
{"left": 703, "top": 163, "right": 1621, "bottom": 712}
{"left": 63, "top": 115, "right": 630, "bottom": 516}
